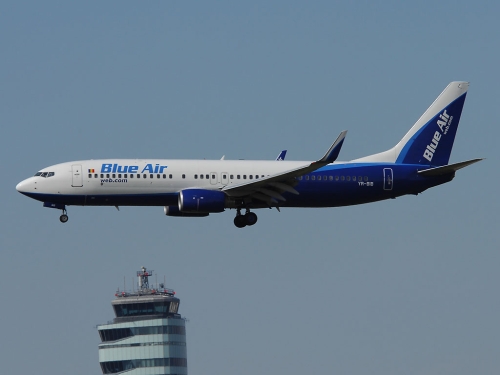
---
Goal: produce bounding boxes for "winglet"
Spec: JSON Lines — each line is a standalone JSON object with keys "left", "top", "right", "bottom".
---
{"left": 276, "top": 150, "right": 287, "bottom": 161}
{"left": 317, "top": 130, "right": 347, "bottom": 163}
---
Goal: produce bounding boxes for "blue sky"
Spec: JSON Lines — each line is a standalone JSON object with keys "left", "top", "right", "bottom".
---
{"left": 1, "top": 2, "right": 498, "bottom": 374}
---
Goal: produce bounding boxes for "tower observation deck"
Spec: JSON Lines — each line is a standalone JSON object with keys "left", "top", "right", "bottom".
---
{"left": 97, "top": 267, "right": 187, "bottom": 375}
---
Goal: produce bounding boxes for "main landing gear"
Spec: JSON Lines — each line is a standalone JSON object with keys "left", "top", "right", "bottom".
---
{"left": 234, "top": 209, "right": 258, "bottom": 228}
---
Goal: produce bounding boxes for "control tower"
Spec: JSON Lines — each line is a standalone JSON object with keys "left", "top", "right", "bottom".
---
{"left": 97, "top": 267, "right": 187, "bottom": 374}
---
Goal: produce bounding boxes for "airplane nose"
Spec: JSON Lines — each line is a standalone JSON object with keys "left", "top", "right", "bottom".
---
{"left": 16, "top": 179, "right": 29, "bottom": 193}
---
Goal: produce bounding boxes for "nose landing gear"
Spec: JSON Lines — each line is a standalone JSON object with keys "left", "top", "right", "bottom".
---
{"left": 233, "top": 209, "right": 258, "bottom": 228}
{"left": 43, "top": 202, "right": 69, "bottom": 223}
{"left": 59, "top": 210, "right": 69, "bottom": 223}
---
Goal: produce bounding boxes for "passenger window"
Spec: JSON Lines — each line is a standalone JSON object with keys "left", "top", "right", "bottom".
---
{"left": 237, "top": 175, "right": 240, "bottom": 179}
{"left": 107, "top": 174, "right": 110, "bottom": 178}
{"left": 112, "top": 174, "right": 115, "bottom": 178}
{"left": 230, "top": 175, "right": 234, "bottom": 179}
{"left": 243, "top": 175, "right": 247, "bottom": 179}
{"left": 298, "top": 176, "right": 303, "bottom": 180}
{"left": 206, "top": 174, "right": 209, "bottom": 179}
{"left": 305, "top": 176, "right": 309, "bottom": 180}
{"left": 88, "top": 174, "right": 92, "bottom": 178}
{"left": 249, "top": 175, "right": 253, "bottom": 179}
{"left": 137, "top": 174, "right": 140, "bottom": 179}
{"left": 353, "top": 176, "right": 356, "bottom": 181}
{"left": 335, "top": 176, "right": 339, "bottom": 181}
{"left": 94, "top": 174, "right": 98, "bottom": 178}
{"left": 143, "top": 174, "right": 147, "bottom": 179}
{"left": 150, "top": 174, "right": 153, "bottom": 179}
{"left": 169, "top": 174, "right": 172, "bottom": 179}
{"left": 212, "top": 174, "right": 215, "bottom": 179}
{"left": 101, "top": 174, "right": 104, "bottom": 178}
{"left": 341, "top": 176, "right": 345, "bottom": 181}
{"left": 255, "top": 175, "right": 259, "bottom": 179}
{"left": 311, "top": 176, "right": 316, "bottom": 180}
{"left": 200, "top": 174, "right": 204, "bottom": 179}
{"left": 182, "top": 174, "right": 185, "bottom": 179}
{"left": 157, "top": 174, "right": 160, "bottom": 179}
{"left": 364, "top": 176, "right": 368, "bottom": 181}
{"left": 347, "top": 176, "right": 351, "bottom": 181}
{"left": 118, "top": 174, "right": 122, "bottom": 178}
{"left": 194, "top": 175, "right": 198, "bottom": 179}
{"left": 222, "top": 174, "right": 227, "bottom": 179}
{"left": 329, "top": 176, "right": 333, "bottom": 181}
{"left": 358, "top": 176, "right": 362, "bottom": 181}
{"left": 130, "top": 174, "right": 134, "bottom": 178}
{"left": 162, "top": 174, "right": 166, "bottom": 179}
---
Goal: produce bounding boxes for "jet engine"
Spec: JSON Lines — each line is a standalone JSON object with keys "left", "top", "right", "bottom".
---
{"left": 178, "top": 189, "right": 226, "bottom": 213}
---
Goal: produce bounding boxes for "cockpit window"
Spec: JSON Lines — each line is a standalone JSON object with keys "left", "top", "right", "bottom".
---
{"left": 34, "top": 172, "right": 55, "bottom": 178}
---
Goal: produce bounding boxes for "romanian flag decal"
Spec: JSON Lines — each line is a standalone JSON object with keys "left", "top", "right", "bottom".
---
{"left": 88, "top": 169, "right": 95, "bottom": 173}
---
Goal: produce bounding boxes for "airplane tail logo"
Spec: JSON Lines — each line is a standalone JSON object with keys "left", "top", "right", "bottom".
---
{"left": 395, "top": 82, "right": 468, "bottom": 166}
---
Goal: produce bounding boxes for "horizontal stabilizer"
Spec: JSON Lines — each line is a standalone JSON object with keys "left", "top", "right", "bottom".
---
{"left": 418, "top": 158, "right": 483, "bottom": 176}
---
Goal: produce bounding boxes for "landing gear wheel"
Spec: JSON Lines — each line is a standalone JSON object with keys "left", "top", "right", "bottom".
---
{"left": 245, "top": 212, "right": 258, "bottom": 226}
{"left": 60, "top": 214, "right": 69, "bottom": 223}
{"left": 234, "top": 215, "right": 247, "bottom": 228}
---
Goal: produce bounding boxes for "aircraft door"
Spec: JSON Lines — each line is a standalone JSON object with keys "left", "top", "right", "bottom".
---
{"left": 383, "top": 168, "right": 393, "bottom": 191}
{"left": 221, "top": 172, "right": 229, "bottom": 185}
{"left": 210, "top": 172, "right": 218, "bottom": 185}
{"left": 72, "top": 164, "right": 83, "bottom": 187}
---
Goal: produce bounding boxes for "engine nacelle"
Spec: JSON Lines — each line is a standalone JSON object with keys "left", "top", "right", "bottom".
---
{"left": 178, "top": 189, "right": 226, "bottom": 213}
{"left": 164, "top": 206, "right": 209, "bottom": 217}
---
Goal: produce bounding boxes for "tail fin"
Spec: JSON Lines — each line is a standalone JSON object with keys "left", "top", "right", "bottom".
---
{"left": 355, "top": 82, "right": 469, "bottom": 166}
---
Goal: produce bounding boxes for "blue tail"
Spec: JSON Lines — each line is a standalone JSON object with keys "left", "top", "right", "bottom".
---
{"left": 354, "top": 82, "right": 469, "bottom": 166}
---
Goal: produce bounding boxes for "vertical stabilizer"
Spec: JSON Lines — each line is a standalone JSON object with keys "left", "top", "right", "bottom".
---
{"left": 354, "top": 82, "right": 469, "bottom": 166}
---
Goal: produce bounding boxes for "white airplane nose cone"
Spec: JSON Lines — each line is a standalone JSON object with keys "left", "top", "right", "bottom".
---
{"left": 16, "top": 181, "right": 24, "bottom": 192}
{"left": 16, "top": 179, "right": 29, "bottom": 193}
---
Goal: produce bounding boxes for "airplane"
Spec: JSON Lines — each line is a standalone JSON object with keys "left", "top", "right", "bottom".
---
{"left": 16, "top": 81, "right": 482, "bottom": 228}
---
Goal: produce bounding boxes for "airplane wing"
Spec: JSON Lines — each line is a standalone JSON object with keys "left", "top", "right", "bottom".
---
{"left": 222, "top": 131, "right": 347, "bottom": 204}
